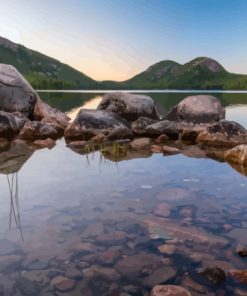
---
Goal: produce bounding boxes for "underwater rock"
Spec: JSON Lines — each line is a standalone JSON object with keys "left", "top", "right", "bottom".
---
{"left": 150, "top": 284, "right": 191, "bottom": 296}
{"left": 236, "top": 244, "right": 247, "bottom": 258}
{"left": 163, "top": 95, "right": 225, "bottom": 124}
{"left": 65, "top": 265, "right": 82, "bottom": 279}
{"left": 144, "top": 266, "right": 177, "bottom": 288}
{"left": 97, "top": 92, "right": 159, "bottom": 121}
{"left": 154, "top": 203, "right": 171, "bottom": 218}
{"left": 197, "top": 120, "right": 247, "bottom": 147}
{"left": 158, "top": 244, "right": 176, "bottom": 255}
{"left": 115, "top": 252, "right": 162, "bottom": 277}
{"left": 15, "top": 277, "right": 39, "bottom": 296}
{"left": 0, "top": 255, "right": 22, "bottom": 272}
{"left": 228, "top": 269, "right": 247, "bottom": 285}
{"left": 96, "top": 231, "right": 128, "bottom": 246}
{"left": 197, "top": 266, "right": 226, "bottom": 285}
{"left": 51, "top": 276, "right": 76, "bottom": 292}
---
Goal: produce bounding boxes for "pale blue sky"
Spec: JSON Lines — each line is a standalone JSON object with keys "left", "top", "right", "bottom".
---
{"left": 1, "top": 0, "right": 247, "bottom": 80}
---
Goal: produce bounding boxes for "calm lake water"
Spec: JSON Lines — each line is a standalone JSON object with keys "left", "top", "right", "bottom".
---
{"left": 0, "top": 91, "right": 247, "bottom": 295}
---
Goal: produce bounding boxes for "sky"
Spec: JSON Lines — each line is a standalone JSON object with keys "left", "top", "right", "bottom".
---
{"left": 1, "top": 0, "right": 247, "bottom": 81}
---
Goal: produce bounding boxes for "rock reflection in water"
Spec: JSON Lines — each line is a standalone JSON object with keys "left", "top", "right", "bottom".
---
{"left": 0, "top": 139, "right": 246, "bottom": 295}
{"left": 67, "top": 140, "right": 153, "bottom": 170}
{"left": 0, "top": 141, "right": 35, "bottom": 240}
{"left": 67, "top": 139, "right": 247, "bottom": 180}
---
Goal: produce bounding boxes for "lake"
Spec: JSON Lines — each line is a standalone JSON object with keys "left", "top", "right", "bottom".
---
{"left": 0, "top": 91, "right": 247, "bottom": 295}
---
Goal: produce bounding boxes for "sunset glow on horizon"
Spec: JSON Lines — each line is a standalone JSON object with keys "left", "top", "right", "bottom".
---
{"left": 1, "top": 0, "right": 247, "bottom": 81}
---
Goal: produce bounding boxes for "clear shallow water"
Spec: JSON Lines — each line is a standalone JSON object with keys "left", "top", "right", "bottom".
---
{"left": 0, "top": 92, "right": 247, "bottom": 295}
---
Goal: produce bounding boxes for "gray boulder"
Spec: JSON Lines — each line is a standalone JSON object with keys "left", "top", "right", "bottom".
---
{"left": 197, "top": 120, "right": 247, "bottom": 147}
{"left": 65, "top": 109, "right": 132, "bottom": 141}
{"left": 0, "top": 111, "right": 28, "bottom": 139}
{"left": 146, "top": 120, "right": 179, "bottom": 140}
{"left": 0, "top": 64, "right": 38, "bottom": 118}
{"left": 0, "top": 64, "right": 69, "bottom": 138}
{"left": 97, "top": 92, "right": 159, "bottom": 121}
{"left": 164, "top": 95, "right": 225, "bottom": 124}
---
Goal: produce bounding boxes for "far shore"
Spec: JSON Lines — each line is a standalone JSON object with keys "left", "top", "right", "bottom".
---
{"left": 37, "top": 89, "right": 247, "bottom": 93}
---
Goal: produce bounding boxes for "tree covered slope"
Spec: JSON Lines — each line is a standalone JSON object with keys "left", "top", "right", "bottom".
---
{"left": 1, "top": 36, "right": 247, "bottom": 90}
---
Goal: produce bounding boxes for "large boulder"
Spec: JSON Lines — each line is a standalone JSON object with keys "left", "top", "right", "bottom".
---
{"left": 197, "top": 120, "right": 247, "bottom": 147}
{"left": 97, "top": 92, "right": 159, "bottom": 121}
{"left": 0, "top": 64, "right": 38, "bottom": 118}
{"left": 65, "top": 109, "right": 132, "bottom": 141}
{"left": 163, "top": 95, "right": 225, "bottom": 124}
{"left": 0, "top": 111, "right": 28, "bottom": 139}
{"left": 0, "top": 64, "right": 69, "bottom": 138}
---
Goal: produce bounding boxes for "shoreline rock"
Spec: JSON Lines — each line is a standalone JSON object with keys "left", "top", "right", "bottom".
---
{"left": 197, "top": 120, "right": 247, "bottom": 147}
{"left": 163, "top": 95, "right": 225, "bottom": 124}
{"left": 97, "top": 92, "right": 159, "bottom": 121}
{"left": 1, "top": 71, "right": 247, "bottom": 168}
{"left": 65, "top": 109, "right": 132, "bottom": 142}
{"left": 0, "top": 64, "right": 69, "bottom": 143}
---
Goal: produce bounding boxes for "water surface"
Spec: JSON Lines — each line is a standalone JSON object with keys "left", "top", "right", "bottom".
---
{"left": 0, "top": 91, "right": 247, "bottom": 295}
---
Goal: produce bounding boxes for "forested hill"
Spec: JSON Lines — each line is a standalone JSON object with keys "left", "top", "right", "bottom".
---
{"left": 1, "top": 36, "right": 247, "bottom": 90}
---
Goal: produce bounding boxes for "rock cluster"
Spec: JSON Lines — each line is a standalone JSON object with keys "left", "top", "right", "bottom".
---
{"left": 2, "top": 64, "right": 247, "bottom": 167}
{"left": 65, "top": 91, "right": 247, "bottom": 169}
{"left": 0, "top": 64, "right": 69, "bottom": 149}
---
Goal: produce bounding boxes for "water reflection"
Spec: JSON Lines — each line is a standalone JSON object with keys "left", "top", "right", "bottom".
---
{"left": 39, "top": 90, "right": 247, "bottom": 116}
{"left": 6, "top": 172, "right": 23, "bottom": 240}
{"left": 0, "top": 142, "right": 34, "bottom": 240}
{"left": 0, "top": 94, "right": 247, "bottom": 294}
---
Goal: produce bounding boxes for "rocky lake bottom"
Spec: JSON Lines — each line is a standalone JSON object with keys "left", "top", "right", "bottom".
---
{"left": 0, "top": 92, "right": 247, "bottom": 296}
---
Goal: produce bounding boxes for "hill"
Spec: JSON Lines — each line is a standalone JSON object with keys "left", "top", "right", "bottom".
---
{"left": 110, "top": 57, "right": 247, "bottom": 90}
{"left": 0, "top": 36, "right": 97, "bottom": 89}
{"left": 1, "top": 36, "right": 247, "bottom": 90}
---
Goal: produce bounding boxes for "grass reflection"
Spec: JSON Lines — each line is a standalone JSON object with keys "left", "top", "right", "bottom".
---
{"left": 6, "top": 173, "right": 24, "bottom": 241}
